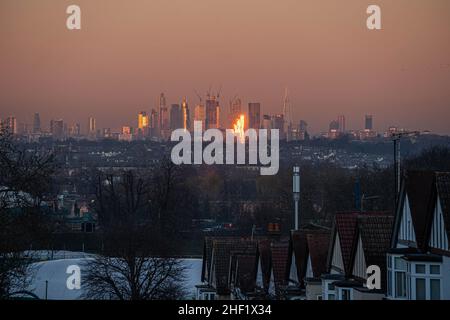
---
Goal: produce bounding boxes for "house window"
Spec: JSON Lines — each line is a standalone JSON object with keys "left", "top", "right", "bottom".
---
{"left": 430, "top": 279, "right": 441, "bottom": 300}
{"left": 317, "top": 295, "right": 323, "bottom": 300}
{"left": 327, "top": 283, "right": 335, "bottom": 291}
{"left": 415, "top": 278, "right": 426, "bottom": 300}
{"left": 395, "top": 271, "right": 406, "bottom": 298}
{"left": 341, "top": 289, "right": 351, "bottom": 301}
{"left": 430, "top": 265, "right": 440, "bottom": 275}
{"left": 328, "top": 294, "right": 335, "bottom": 300}
{"left": 415, "top": 264, "right": 425, "bottom": 274}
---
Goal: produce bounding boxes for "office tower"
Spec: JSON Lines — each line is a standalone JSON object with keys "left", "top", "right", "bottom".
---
{"left": 159, "top": 93, "right": 170, "bottom": 137}
{"left": 182, "top": 97, "right": 190, "bottom": 131}
{"left": 271, "top": 114, "right": 285, "bottom": 139}
{"left": 50, "top": 119, "right": 64, "bottom": 140}
{"left": 122, "top": 126, "right": 131, "bottom": 135}
{"left": 228, "top": 97, "right": 242, "bottom": 128}
{"left": 75, "top": 123, "right": 81, "bottom": 136}
{"left": 33, "top": 113, "right": 41, "bottom": 133}
{"left": 102, "top": 128, "right": 112, "bottom": 138}
{"left": 338, "top": 115, "right": 346, "bottom": 133}
{"left": 248, "top": 102, "right": 261, "bottom": 130}
{"left": 194, "top": 104, "right": 206, "bottom": 129}
{"left": 365, "top": 115, "right": 373, "bottom": 131}
{"left": 205, "top": 95, "right": 220, "bottom": 130}
{"left": 138, "top": 111, "right": 149, "bottom": 129}
{"left": 299, "top": 120, "right": 308, "bottom": 132}
{"left": 88, "top": 117, "right": 96, "bottom": 134}
{"left": 261, "top": 115, "right": 271, "bottom": 130}
{"left": 329, "top": 120, "right": 339, "bottom": 139}
{"left": 150, "top": 108, "right": 158, "bottom": 137}
{"left": 4, "top": 117, "right": 18, "bottom": 135}
{"left": 170, "top": 104, "right": 182, "bottom": 130}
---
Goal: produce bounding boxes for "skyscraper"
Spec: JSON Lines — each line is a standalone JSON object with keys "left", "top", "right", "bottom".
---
{"left": 170, "top": 104, "right": 182, "bottom": 130}
{"left": 33, "top": 113, "right": 41, "bottom": 133}
{"left": 261, "top": 115, "right": 271, "bottom": 130}
{"left": 338, "top": 115, "right": 346, "bottom": 133}
{"left": 365, "top": 115, "right": 373, "bottom": 131}
{"left": 50, "top": 119, "right": 64, "bottom": 140}
{"left": 194, "top": 104, "right": 206, "bottom": 129}
{"left": 271, "top": 114, "right": 285, "bottom": 139}
{"left": 228, "top": 97, "right": 242, "bottom": 128}
{"left": 159, "top": 93, "right": 170, "bottom": 136}
{"left": 150, "top": 108, "right": 159, "bottom": 137}
{"left": 205, "top": 96, "right": 220, "bottom": 130}
{"left": 5, "top": 117, "right": 18, "bottom": 135}
{"left": 248, "top": 103, "right": 261, "bottom": 130}
{"left": 89, "top": 117, "right": 96, "bottom": 134}
{"left": 181, "top": 97, "right": 190, "bottom": 131}
{"left": 138, "top": 111, "right": 149, "bottom": 129}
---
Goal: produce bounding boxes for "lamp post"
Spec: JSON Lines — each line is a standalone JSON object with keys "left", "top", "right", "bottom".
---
{"left": 293, "top": 166, "right": 300, "bottom": 230}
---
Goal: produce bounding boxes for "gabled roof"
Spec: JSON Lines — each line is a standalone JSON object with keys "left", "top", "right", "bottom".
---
{"left": 392, "top": 171, "right": 436, "bottom": 250}
{"left": 306, "top": 231, "right": 331, "bottom": 278}
{"left": 271, "top": 241, "right": 290, "bottom": 292}
{"left": 211, "top": 238, "right": 257, "bottom": 295}
{"left": 233, "top": 254, "right": 258, "bottom": 294}
{"left": 256, "top": 239, "right": 272, "bottom": 292}
{"left": 436, "top": 172, "right": 450, "bottom": 241}
{"left": 329, "top": 212, "right": 359, "bottom": 276}
{"left": 329, "top": 211, "right": 391, "bottom": 276}
{"left": 289, "top": 230, "right": 308, "bottom": 285}
{"left": 354, "top": 214, "right": 394, "bottom": 289}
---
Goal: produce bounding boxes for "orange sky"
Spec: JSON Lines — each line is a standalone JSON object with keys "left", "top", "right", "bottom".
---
{"left": 1, "top": 0, "right": 449, "bottom": 134}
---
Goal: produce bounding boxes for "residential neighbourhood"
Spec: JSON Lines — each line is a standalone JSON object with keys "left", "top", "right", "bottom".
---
{"left": 196, "top": 171, "right": 450, "bottom": 300}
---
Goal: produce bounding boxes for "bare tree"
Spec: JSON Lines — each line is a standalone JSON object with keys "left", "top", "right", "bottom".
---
{"left": 84, "top": 169, "right": 187, "bottom": 300}
{"left": 0, "top": 129, "right": 55, "bottom": 299}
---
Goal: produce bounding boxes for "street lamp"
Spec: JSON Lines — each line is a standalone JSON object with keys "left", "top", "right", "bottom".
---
{"left": 293, "top": 166, "right": 300, "bottom": 230}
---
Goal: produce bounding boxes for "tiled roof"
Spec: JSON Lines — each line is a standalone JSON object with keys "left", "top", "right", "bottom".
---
{"left": 436, "top": 172, "right": 450, "bottom": 241}
{"left": 271, "top": 241, "right": 290, "bottom": 292}
{"left": 211, "top": 238, "right": 257, "bottom": 295}
{"left": 306, "top": 231, "right": 331, "bottom": 278}
{"left": 334, "top": 212, "right": 359, "bottom": 275}
{"left": 289, "top": 230, "right": 308, "bottom": 285}
{"left": 256, "top": 239, "right": 272, "bottom": 292}
{"left": 233, "top": 254, "right": 258, "bottom": 293}
{"left": 357, "top": 214, "right": 394, "bottom": 289}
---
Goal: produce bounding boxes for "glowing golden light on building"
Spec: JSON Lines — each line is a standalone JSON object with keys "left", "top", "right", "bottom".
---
{"left": 233, "top": 114, "right": 245, "bottom": 143}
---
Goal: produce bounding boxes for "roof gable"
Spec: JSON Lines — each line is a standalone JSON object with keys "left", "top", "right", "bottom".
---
{"left": 436, "top": 172, "right": 450, "bottom": 242}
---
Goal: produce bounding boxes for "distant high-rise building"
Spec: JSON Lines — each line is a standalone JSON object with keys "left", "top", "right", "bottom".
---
{"left": 50, "top": 119, "right": 64, "bottom": 140}
{"left": 261, "top": 115, "right": 271, "bottom": 130}
{"left": 138, "top": 111, "right": 149, "bottom": 129}
{"left": 88, "top": 117, "right": 96, "bottom": 134}
{"left": 33, "top": 113, "right": 41, "bottom": 133}
{"left": 159, "top": 93, "right": 170, "bottom": 138}
{"left": 194, "top": 104, "right": 206, "bottom": 129}
{"left": 248, "top": 103, "right": 261, "bottom": 129}
{"left": 181, "top": 97, "right": 190, "bottom": 131}
{"left": 338, "top": 115, "right": 346, "bottom": 133}
{"left": 170, "top": 104, "right": 182, "bottom": 130}
{"left": 150, "top": 108, "right": 158, "bottom": 137}
{"left": 228, "top": 98, "right": 242, "bottom": 128}
{"left": 271, "top": 114, "right": 285, "bottom": 139}
{"left": 4, "top": 117, "right": 18, "bottom": 135}
{"left": 329, "top": 120, "right": 339, "bottom": 131}
{"left": 365, "top": 115, "right": 373, "bottom": 131}
{"left": 299, "top": 120, "right": 308, "bottom": 132}
{"left": 205, "top": 96, "right": 220, "bottom": 129}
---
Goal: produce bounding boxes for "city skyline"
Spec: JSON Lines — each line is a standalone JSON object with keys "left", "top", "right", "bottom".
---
{"left": 1, "top": 0, "right": 450, "bottom": 134}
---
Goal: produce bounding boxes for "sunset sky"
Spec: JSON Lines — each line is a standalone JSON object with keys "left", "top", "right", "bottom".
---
{"left": 1, "top": 0, "right": 449, "bottom": 134}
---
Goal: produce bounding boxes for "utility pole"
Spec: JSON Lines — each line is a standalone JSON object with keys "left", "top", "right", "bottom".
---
{"left": 293, "top": 166, "right": 300, "bottom": 230}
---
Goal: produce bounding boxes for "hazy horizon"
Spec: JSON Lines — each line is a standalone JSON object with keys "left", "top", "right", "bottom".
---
{"left": 1, "top": 0, "right": 450, "bottom": 134}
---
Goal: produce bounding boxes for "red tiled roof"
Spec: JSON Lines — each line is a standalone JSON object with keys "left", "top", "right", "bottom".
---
{"left": 334, "top": 212, "right": 359, "bottom": 275}
{"left": 306, "top": 231, "right": 331, "bottom": 278}
{"left": 289, "top": 230, "right": 308, "bottom": 285}
{"left": 233, "top": 254, "right": 258, "bottom": 293}
{"left": 271, "top": 241, "right": 290, "bottom": 292}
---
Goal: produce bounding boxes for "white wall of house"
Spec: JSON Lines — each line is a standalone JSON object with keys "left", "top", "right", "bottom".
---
{"left": 352, "top": 235, "right": 367, "bottom": 280}
{"left": 398, "top": 194, "right": 416, "bottom": 247}
{"left": 429, "top": 197, "right": 449, "bottom": 251}
{"left": 331, "top": 233, "right": 344, "bottom": 274}
{"left": 305, "top": 282, "right": 322, "bottom": 300}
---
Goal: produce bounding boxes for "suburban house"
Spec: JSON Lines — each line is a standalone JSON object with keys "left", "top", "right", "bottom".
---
{"left": 285, "top": 228, "right": 331, "bottom": 300}
{"left": 340, "top": 214, "right": 393, "bottom": 300}
{"left": 387, "top": 171, "right": 450, "bottom": 300}
{"left": 321, "top": 211, "right": 392, "bottom": 300}
{"left": 303, "top": 231, "right": 331, "bottom": 300}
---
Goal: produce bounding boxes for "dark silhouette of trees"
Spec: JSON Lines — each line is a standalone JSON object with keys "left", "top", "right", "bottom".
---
{"left": 0, "top": 129, "right": 55, "bottom": 299}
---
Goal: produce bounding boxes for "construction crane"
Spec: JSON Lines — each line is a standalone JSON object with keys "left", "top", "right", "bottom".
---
{"left": 391, "top": 131, "right": 420, "bottom": 207}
